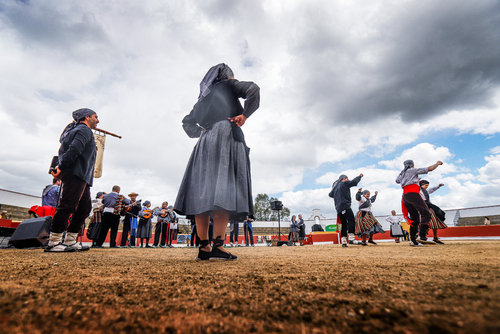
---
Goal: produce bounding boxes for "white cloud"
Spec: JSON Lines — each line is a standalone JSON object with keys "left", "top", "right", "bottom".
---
{"left": 478, "top": 155, "right": 500, "bottom": 186}
{"left": 1, "top": 0, "right": 500, "bottom": 216}
{"left": 285, "top": 143, "right": 500, "bottom": 218}
{"left": 378, "top": 143, "right": 454, "bottom": 170}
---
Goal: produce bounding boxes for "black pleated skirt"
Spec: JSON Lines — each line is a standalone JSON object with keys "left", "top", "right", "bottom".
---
{"left": 174, "top": 120, "right": 253, "bottom": 221}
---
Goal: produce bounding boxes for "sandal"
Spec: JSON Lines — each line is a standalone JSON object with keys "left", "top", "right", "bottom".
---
{"left": 210, "top": 236, "right": 237, "bottom": 260}
{"left": 196, "top": 240, "right": 211, "bottom": 261}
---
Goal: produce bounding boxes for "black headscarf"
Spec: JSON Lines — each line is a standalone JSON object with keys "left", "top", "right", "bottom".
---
{"left": 198, "top": 63, "right": 234, "bottom": 101}
{"left": 59, "top": 108, "right": 96, "bottom": 143}
{"left": 72, "top": 108, "right": 96, "bottom": 122}
{"left": 419, "top": 180, "right": 429, "bottom": 186}
{"left": 397, "top": 160, "right": 414, "bottom": 179}
{"left": 420, "top": 180, "right": 430, "bottom": 202}
{"left": 331, "top": 174, "right": 348, "bottom": 191}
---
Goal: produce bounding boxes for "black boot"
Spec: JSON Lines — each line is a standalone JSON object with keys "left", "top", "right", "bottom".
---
{"left": 211, "top": 236, "right": 237, "bottom": 260}
{"left": 410, "top": 232, "right": 420, "bottom": 246}
{"left": 419, "top": 226, "right": 428, "bottom": 241}
{"left": 417, "top": 225, "right": 436, "bottom": 244}
{"left": 196, "top": 240, "right": 211, "bottom": 261}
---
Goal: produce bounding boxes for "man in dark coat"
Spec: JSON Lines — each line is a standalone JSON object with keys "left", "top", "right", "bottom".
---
{"left": 46, "top": 108, "right": 99, "bottom": 252}
{"left": 120, "top": 192, "right": 141, "bottom": 247}
{"left": 96, "top": 185, "right": 130, "bottom": 248}
{"left": 330, "top": 173, "right": 363, "bottom": 247}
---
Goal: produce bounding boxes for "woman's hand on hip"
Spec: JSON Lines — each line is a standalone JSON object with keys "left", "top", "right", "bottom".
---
{"left": 229, "top": 115, "right": 247, "bottom": 127}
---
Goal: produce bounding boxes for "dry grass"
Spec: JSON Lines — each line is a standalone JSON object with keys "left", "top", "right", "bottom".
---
{"left": 1, "top": 241, "right": 499, "bottom": 334}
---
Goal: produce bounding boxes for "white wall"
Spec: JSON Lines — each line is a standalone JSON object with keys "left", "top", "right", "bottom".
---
{"left": 0, "top": 188, "right": 41, "bottom": 208}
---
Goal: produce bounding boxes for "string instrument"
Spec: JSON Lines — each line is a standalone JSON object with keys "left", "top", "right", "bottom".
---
{"left": 158, "top": 207, "right": 175, "bottom": 218}
{"left": 142, "top": 206, "right": 159, "bottom": 219}
{"left": 121, "top": 200, "right": 141, "bottom": 216}
{"left": 120, "top": 205, "right": 131, "bottom": 216}
{"left": 158, "top": 208, "right": 169, "bottom": 218}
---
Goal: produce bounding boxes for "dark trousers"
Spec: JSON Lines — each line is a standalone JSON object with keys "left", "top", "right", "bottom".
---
{"left": 244, "top": 225, "right": 254, "bottom": 246}
{"left": 402, "top": 192, "right": 432, "bottom": 240}
{"left": 168, "top": 228, "right": 177, "bottom": 245}
{"left": 51, "top": 170, "right": 92, "bottom": 234}
{"left": 153, "top": 222, "right": 168, "bottom": 246}
{"left": 120, "top": 216, "right": 136, "bottom": 247}
{"left": 190, "top": 225, "right": 199, "bottom": 247}
{"left": 230, "top": 223, "right": 239, "bottom": 243}
{"left": 120, "top": 216, "right": 131, "bottom": 246}
{"left": 97, "top": 212, "right": 120, "bottom": 247}
{"left": 338, "top": 208, "right": 356, "bottom": 238}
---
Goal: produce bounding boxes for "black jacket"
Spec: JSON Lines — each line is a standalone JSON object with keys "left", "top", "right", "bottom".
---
{"left": 182, "top": 79, "right": 260, "bottom": 138}
{"left": 333, "top": 176, "right": 362, "bottom": 213}
{"left": 57, "top": 123, "right": 96, "bottom": 185}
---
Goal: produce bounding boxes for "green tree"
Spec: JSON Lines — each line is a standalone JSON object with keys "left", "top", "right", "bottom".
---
{"left": 253, "top": 193, "right": 290, "bottom": 221}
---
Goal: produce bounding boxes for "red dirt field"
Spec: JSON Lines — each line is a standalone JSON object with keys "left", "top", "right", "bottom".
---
{"left": 1, "top": 241, "right": 499, "bottom": 334}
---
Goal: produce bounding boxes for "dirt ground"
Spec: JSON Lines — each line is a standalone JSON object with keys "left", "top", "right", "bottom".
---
{"left": 0, "top": 241, "right": 499, "bottom": 334}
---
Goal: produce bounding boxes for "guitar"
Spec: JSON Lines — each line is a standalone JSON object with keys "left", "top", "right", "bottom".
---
{"left": 120, "top": 205, "right": 131, "bottom": 216}
{"left": 142, "top": 206, "right": 159, "bottom": 219}
{"left": 121, "top": 200, "right": 142, "bottom": 216}
{"left": 158, "top": 207, "right": 174, "bottom": 219}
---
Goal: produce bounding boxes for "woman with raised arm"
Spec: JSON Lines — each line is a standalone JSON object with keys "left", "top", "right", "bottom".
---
{"left": 396, "top": 160, "right": 443, "bottom": 246}
{"left": 354, "top": 188, "right": 385, "bottom": 245}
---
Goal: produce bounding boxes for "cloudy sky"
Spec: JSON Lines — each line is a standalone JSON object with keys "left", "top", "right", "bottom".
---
{"left": 1, "top": 0, "right": 500, "bottom": 219}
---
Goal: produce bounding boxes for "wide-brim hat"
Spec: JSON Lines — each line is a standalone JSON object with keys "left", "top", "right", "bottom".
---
{"left": 128, "top": 192, "right": 139, "bottom": 197}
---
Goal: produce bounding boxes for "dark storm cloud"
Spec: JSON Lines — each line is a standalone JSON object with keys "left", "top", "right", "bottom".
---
{"left": 286, "top": 0, "right": 500, "bottom": 125}
{"left": 239, "top": 40, "right": 261, "bottom": 69}
{"left": 37, "top": 89, "right": 75, "bottom": 102}
{"left": 0, "top": 1, "right": 109, "bottom": 55}
{"left": 197, "top": 0, "right": 264, "bottom": 22}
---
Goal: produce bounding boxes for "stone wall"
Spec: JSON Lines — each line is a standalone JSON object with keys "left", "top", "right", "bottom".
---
{"left": 0, "top": 204, "right": 31, "bottom": 222}
{"left": 457, "top": 215, "right": 500, "bottom": 226}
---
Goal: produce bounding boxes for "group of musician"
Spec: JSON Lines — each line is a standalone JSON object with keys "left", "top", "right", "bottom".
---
{"left": 87, "top": 185, "right": 178, "bottom": 248}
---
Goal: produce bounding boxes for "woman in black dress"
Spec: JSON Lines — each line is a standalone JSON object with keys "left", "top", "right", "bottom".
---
{"left": 174, "top": 63, "right": 260, "bottom": 261}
